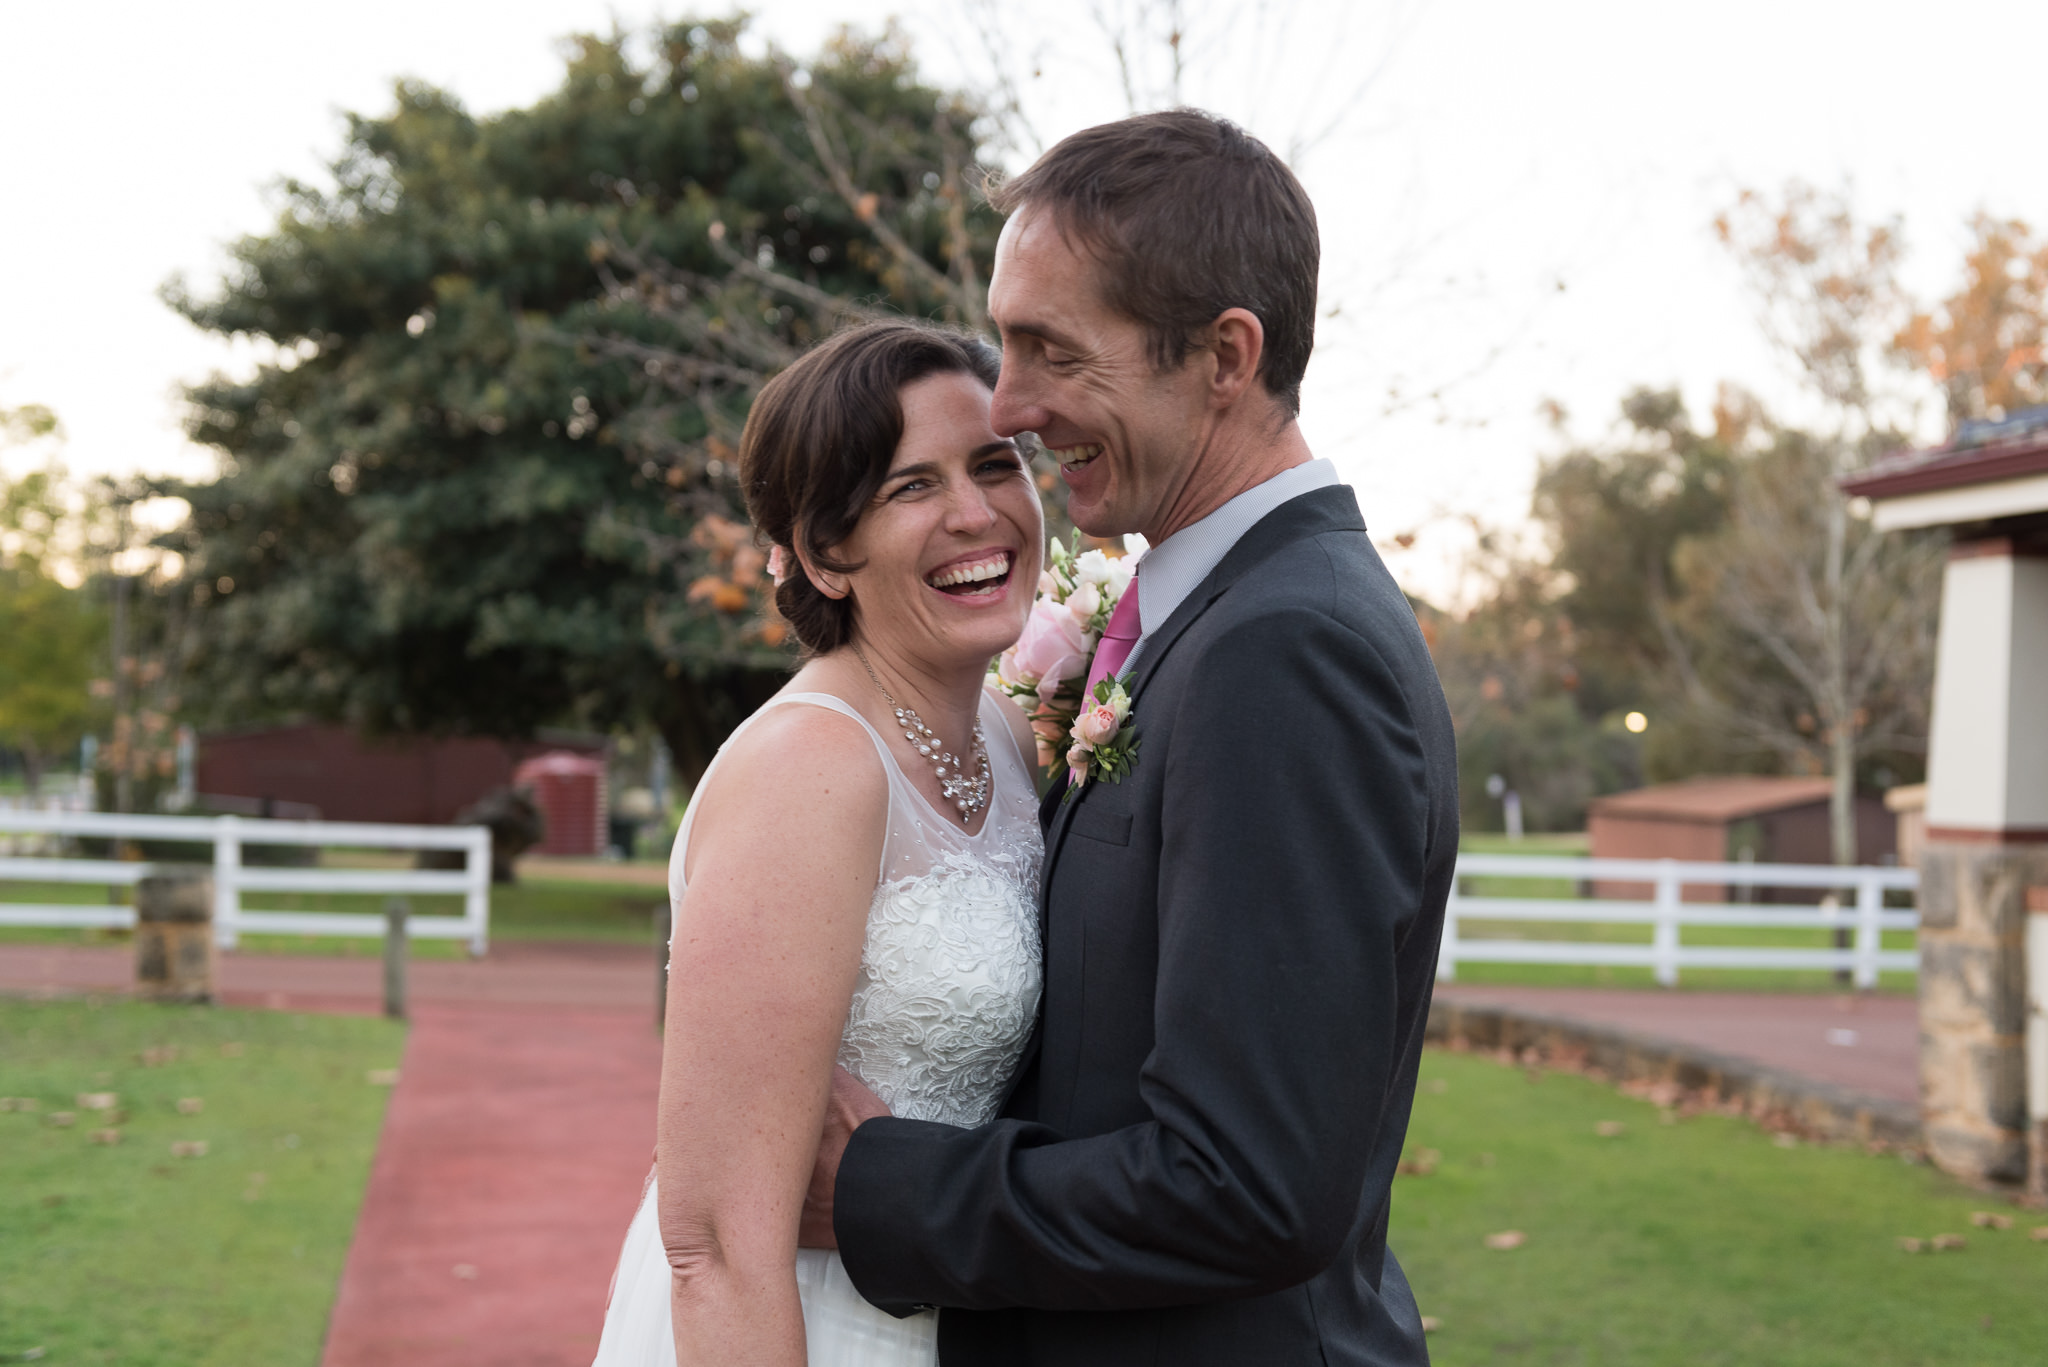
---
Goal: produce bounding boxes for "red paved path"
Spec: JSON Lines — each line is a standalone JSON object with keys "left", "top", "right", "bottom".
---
{"left": 1434, "top": 983, "right": 1918, "bottom": 1104}
{"left": 321, "top": 1003, "right": 661, "bottom": 1367}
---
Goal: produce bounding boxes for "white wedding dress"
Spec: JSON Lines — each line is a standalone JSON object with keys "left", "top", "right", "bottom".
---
{"left": 591, "top": 689, "right": 1044, "bottom": 1367}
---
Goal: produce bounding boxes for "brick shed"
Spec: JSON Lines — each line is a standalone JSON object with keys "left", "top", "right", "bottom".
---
{"left": 1588, "top": 775, "right": 1895, "bottom": 902}
{"left": 196, "top": 723, "right": 606, "bottom": 827}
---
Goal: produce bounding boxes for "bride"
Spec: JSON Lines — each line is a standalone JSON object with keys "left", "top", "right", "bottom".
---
{"left": 591, "top": 320, "right": 1048, "bottom": 1366}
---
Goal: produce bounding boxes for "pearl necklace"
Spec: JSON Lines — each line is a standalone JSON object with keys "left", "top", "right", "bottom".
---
{"left": 853, "top": 645, "right": 991, "bottom": 820}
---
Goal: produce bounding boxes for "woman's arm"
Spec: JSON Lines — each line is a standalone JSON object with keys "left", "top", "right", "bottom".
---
{"left": 658, "top": 704, "right": 886, "bottom": 1365}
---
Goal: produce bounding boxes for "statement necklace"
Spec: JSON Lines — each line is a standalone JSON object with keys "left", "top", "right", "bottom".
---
{"left": 853, "top": 645, "right": 991, "bottom": 820}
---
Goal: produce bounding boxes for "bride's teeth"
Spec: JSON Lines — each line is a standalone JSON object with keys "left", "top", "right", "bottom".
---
{"left": 928, "top": 552, "right": 1012, "bottom": 589}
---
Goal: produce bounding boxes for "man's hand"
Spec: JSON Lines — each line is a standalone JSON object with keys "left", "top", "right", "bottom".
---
{"left": 799, "top": 1066, "right": 891, "bottom": 1249}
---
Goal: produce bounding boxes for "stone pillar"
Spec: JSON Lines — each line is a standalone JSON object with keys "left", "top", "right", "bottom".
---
{"left": 1915, "top": 536, "right": 2048, "bottom": 1184}
{"left": 134, "top": 867, "right": 215, "bottom": 1005}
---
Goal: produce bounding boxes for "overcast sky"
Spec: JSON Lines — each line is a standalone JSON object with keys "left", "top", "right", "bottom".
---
{"left": 3, "top": 0, "right": 2042, "bottom": 601}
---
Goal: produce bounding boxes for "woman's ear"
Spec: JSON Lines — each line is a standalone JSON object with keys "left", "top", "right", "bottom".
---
{"left": 793, "top": 541, "right": 851, "bottom": 600}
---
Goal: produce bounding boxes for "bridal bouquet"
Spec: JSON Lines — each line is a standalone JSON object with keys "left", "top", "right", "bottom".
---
{"left": 990, "top": 539, "right": 1140, "bottom": 788}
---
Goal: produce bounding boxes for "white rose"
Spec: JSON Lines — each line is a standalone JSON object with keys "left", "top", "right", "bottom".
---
{"left": 1074, "top": 549, "right": 1114, "bottom": 588}
{"left": 1106, "top": 557, "right": 1136, "bottom": 598}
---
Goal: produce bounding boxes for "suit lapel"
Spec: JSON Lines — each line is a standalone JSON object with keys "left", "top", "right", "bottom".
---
{"left": 1035, "top": 484, "right": 1367, "bottom": 901}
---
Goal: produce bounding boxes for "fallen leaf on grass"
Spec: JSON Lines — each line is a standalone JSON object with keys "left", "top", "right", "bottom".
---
{"left": 76, "top": 1092, "right": 118, "bottom": 1111}
{"left": 1595, "top": 1120, "right": 1626, "bottom": 1138}
{"left": 366, "top": 1069, "right": 400, "bottom": 1086}
{"left": 1772, "top": 1133, "right": 1800, "bottom": 1149}
{"left": 1931, "top": 1234, "right": 1967, "bottom": 1251}
{"left": 22, "top": 1348, "right": 46, "bottom": 1362}
{"left": 1419, "top": 1316, "right": 1441, "bottom": 1333}
{"left": 1476, "top": 1152, "right": 1496, "bottom": 1167}
{"left": 87, "top": 1128, "right": 121, "bottom": 1146}
{"left": 47, "top": 1112, "right": 76, "bottom": 1128}
{"left": 1969, "top": 1211, "right": 2012, "bottom": 1230}
{"left": 138, "top": 1046, "right": 180, "bottom": 1067}
{"left": 1897, "top": 1237, "right": 1927, "bottom": 1253}
{"left": 177, "top": 1097, "right": 204, "bottom": 1115}
{"left": 170, "top": 1141, "right": 209, "bottom": 1159}
{"left": 243, "top": 1172, "right": 269, "bottom": 1202}
{"left": 1423, "top": 1079, "right": 1448, "bottom": 1094}
{"left": 2031, "top": 1227, "right": 2048, "bottom": 1243}
{"left": 452, "top": 1263, "right": 480, "bottom": 1280}
{"left": 1484, "top": 1230, "right": 1526, "bottom": 1251}
{"left": 1397, "top": 1148, "right": 1441, "bottom": 1176}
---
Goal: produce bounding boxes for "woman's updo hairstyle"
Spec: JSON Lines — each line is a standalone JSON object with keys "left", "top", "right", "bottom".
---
{"left": 741, "top": 319, "right": 1002, "bottom": 655}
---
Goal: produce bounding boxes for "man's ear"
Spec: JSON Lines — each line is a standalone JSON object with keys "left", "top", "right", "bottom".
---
{"left": 1207, "top": 308, "right": 1266, "bottom": 407}
{"left": 793, "top": 540, "right": 852, "bottom": 600}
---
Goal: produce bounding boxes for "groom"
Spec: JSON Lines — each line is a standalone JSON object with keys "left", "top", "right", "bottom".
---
{"left": 806, "top": 109, "right": 1457, "bottom": 1365}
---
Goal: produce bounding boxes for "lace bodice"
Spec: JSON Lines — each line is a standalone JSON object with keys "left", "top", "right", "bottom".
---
{"left": 668, "top": 689, "right": 1043, "bottom": 1129}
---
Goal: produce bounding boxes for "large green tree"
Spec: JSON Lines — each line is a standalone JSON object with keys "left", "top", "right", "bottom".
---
{"left": 160, "top": 20, "right": 1005, "bottom": 779}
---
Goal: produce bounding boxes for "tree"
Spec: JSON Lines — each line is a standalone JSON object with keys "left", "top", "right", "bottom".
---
{"left": 1696, "top": 183, "right": 1944, "bottom": 864}
{"left": 0, "top": 410, "right": 107, "bottom": 798}
{"left": 159, "top": 20, "right": 1008, "bottom": 781}
{"left": 1894, "top": 212, "right": 2048, "bottom": 426}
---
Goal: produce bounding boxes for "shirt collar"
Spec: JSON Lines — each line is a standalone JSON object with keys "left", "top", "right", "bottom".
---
{"left": 1132, "top": 458, "right": 1341, "bottom": 646}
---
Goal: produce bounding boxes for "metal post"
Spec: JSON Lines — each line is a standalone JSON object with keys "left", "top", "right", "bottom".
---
{"left": 1653, "top": 861, "right": 1680, "bottom": 988}
{"left": 1853, "top": 873, "right": 1883, "bottom": 991}
{"left": 383, "top": 897, "right": 410, "bottom": 1021}
{"left": 654, "top": 903, "right": 672, "bottom": 1030}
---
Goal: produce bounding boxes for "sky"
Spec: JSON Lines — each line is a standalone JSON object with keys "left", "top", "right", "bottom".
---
{"left": 4, "top": 0, "right": 2044, "bottom": 602}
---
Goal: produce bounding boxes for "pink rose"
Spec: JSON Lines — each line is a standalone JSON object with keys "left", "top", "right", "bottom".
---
{"left": 1010, "top": 599, "right": 1092, "bottom": 704}
{"left": 1065, "top": 581, "right": 1102, "bottom": 622}
{"left": 1031, "top": 716, "right": 1066, "bottom": 769}
{"left": 1073, "top": 704, "right": 1121, "bottom": 747}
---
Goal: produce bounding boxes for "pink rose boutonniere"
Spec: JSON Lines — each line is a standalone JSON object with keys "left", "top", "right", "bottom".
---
{"left": 990, "top": 538, "right": 1142, "bottom": 796}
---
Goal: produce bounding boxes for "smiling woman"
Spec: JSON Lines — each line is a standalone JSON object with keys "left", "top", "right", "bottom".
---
{"left": 590, "top": 317, "right": 1049, "bottom": 1367}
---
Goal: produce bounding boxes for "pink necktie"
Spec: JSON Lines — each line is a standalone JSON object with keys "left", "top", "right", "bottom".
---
{"left": 1084, "top": 573, "right": 1143, "bottom": 701}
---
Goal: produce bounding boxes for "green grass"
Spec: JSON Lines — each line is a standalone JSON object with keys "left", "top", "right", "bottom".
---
{"left": 0, "top": 875, "right": 666, "bottom": 955}
{"left": 1460, "top": 832, "right": 1592, "bottom": 857}
{"left": 1394, "top": 1049, "right": 2045, "bottom": 1366}
{"left": 0, "top": 996, "right": 402, "bottom": 1366}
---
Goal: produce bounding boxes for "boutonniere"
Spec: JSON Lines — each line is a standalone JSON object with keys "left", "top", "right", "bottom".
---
{"left": 989, "top": 537, "right": 1140, "bottom": 782}
{"left": 1060, "top": 674, "right": 1140, "bottom": 799}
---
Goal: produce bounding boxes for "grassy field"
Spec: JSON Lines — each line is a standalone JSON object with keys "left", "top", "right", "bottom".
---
{"left": 0, "top": 997, "right": 402, "bottom": 1366}
{"left": 1394, "top": 1049, "right": 2045, "bottom": 1366}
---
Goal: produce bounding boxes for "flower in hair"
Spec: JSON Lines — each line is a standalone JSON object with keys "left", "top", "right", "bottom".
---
{"left": 767, "top": 544, "right": 790, "bottom": 586}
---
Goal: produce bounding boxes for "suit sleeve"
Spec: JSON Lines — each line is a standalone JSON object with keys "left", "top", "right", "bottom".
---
{"left": 833, "top": 593, "right": 1439, "bottom": 1314}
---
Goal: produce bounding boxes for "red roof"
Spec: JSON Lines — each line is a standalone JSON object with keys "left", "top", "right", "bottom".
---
{"left": 1843, "top": 434, "right": 2048, "bottom": 500}
{"left": 1588, "top": 776, "right": 1835, "bottom": 823}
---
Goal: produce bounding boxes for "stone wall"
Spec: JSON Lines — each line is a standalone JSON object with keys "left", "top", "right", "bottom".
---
{"left": 1916, "top": 841, "right": 2048, "bottom": 1183}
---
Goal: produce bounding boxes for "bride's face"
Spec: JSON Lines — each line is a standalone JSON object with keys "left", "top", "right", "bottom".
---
{"left": 830, "top": 371, "right": 1044, "bottom": 672}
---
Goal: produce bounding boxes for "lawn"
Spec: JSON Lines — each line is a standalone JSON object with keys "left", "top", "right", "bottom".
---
{"left": 1394, "top": 1048, "right": 2046, "bottom": 1366}
{"left": 0, "top": 997, "right": 402, "bottom": 1366}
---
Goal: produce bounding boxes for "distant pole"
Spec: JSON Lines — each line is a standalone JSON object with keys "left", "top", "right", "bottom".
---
{"left": 383, "top": 898, "right": 410, "bottom": 1021}
{"left": 654, "top": 903, "right": 671, "bottom": 1031}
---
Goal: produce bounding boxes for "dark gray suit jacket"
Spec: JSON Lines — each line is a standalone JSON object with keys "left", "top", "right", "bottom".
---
{"left": 835, "top": 485, "right": 1457, "bottom": 1366}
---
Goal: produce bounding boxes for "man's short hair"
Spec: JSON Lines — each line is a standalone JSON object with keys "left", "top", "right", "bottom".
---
{"left": 989, "top": 109, "right": 1319, "bottom": 415}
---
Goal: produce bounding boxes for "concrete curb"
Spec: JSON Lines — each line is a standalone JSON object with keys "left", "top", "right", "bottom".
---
{"left": 1426, "top": 997, "right": 1923, "bottom": 1150}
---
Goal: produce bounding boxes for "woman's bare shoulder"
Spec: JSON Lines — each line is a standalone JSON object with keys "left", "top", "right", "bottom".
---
{"left": 684, "top": 701, "right": 888, "bottom": 880}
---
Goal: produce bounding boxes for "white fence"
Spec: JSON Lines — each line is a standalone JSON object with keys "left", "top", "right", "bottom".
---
{"left": 0, "top": 811, "right": 491, "bottom": 955}
{"left": 1442, "top": 855, "right": 1919, "bottom": 989}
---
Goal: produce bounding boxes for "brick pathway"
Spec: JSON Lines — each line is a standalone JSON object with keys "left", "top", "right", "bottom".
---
{"left": 1433, "top": 983, "right": 1918, "bottom": 1104}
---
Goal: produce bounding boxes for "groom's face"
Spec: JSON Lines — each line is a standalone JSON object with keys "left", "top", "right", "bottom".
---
{"left": 986, "top": 208, "right": 1212, "bottom": 540}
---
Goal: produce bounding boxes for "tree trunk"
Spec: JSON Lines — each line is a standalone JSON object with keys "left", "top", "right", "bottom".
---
{"left": 652, "top": 665, "right": 791, "bottom": 790}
